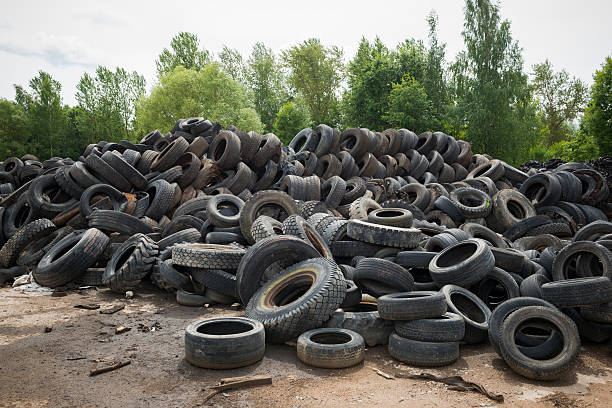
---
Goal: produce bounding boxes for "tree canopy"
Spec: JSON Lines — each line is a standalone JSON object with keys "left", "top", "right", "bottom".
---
{"left": 135, "top": 65, "right": 263, "bottom": 134}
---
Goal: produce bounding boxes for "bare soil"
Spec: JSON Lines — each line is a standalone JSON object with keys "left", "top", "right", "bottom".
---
{"left": 1, "top": 285, "right": 612, "bottom": 408}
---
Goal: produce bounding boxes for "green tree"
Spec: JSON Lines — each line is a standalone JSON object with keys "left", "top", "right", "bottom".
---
{"left": 532, "top": 59, "right": 588, "bottom": 144}
{"left": 135, "top": 65, "right": 263, "bottom": 134}
{"left": 76, "top": 66, "right": 145, "bottom": 143}
{"left": 343, "top": 37, "right": 397, "bottom": 130}
{"left": 273, "top": 97, "right": 311, "bottom": 144}
{"left": 451, "top": 0, "right": 538, "bottom": 164}
{"left": 384, "top": 75, "right": 434, "bottom": 132}
{"left": 282, "top": 39, "right": 344, "bottom": 125}
{"left": 0, "top": 99, "right": 28, "bottom": 159}
{"left": 246, "top": 42, "right": 289, "bottom": 132}
{"left": 582, "top": 56, "right": 612, "bottom": 156}
{"left": 14, "top": 71, "right": 65, "bottom": 158}
{"left": 424, "top": 11, "right": 450, "bottom": 129}
{"left": 218, "top": 46, "right": 246, "bottom": 83}
{"left": 156, "top": 32, "right": 211, "bottom": 77}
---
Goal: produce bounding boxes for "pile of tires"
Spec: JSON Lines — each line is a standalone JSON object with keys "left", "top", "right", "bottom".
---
{"left": 0, "top": 119, "right": 611, "bottom": 380}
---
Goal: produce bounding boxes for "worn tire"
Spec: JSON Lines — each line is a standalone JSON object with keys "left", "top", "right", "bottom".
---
{"left": 184, "top": 317, "right": 265, "bottom": 369}
{"left": 297, "top": 328, "right": 365, "bottom": 368}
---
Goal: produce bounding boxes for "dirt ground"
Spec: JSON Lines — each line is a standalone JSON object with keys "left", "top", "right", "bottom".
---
{"left": 1, "top": 285, "right": 612, "bottom": 408}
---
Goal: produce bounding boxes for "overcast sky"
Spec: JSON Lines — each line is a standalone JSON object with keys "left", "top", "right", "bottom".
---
{"left": 0, "top": 0, "right": 610, "bottom": 106}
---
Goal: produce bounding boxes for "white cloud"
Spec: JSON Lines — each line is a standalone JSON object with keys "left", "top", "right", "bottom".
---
{"left": 0, "top": 32, "right": 107, "bottom": 69}
{"left": 73, "top": 11, "right": 124, "bottom": 27}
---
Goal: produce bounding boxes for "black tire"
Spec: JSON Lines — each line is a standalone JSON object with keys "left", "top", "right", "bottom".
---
{"left": 366, "top": 208, "right": 413, "bottom": 228}
{"left": 184, "top": 317, "right": 265, "bottom": 369}
{"left": 145, "top": 179, "right": 175, "bottom": 221}
{"left": 33, "top": 228, "right": 109, "bottom": 288}
{"left": 239, "top": 190, "right": 299, "bottom": 244}
{"left": 502, "top": 215, "right": 552, "bottom": 241}
{"left": 424, "top": 232, "right": 460, "bottom": 252}
{"left": 574, "top": 220, "right": 612, "bottom": 242}
{"left": 552, "top": 241, "right": 612, "bottom": 280}
{"left": 325, "top": 307, "right": 394, "bottom": 347}
{"left": 150, "top": 136, "right": 189, "bottom": 172}
{"left": 394, "top": 312, "right": 465, "bottom": 342}
{"left": 73, "top": 268, "right": 105, "bottom": 286}
{"left": 87, "top": 210, "right": 153, "bottom": 235}
{"left": 207, "top": 131, "right": 241, "bottom": 170}
{"left": 377, "top": 291, "right": 447, "bottom": 320}
{"left": 172, "top": 243, "right": 245, "bottom": 270}
{"left": 236, "top": 235, "right": 321, "bottom": 304}
{"left": 321, "top": 176, "right": 346, "bottom": 208}
{"left": 252, "top": 133, "right": 281, "bottom": 168}
{"left": 450, "top": 187, "right": 492, "bottom": 218}
{"left": 433, "top": 196, "right": 465, "bottom": 223}
{"left": 460, "top": 223, "right": 507, "bottom": 248}
{"left": 190, "top": 268, "right": 237, "bottom": 298}
{"left": 297, "top": 328, "right": 365, "bottom": 368}
{"left": 245, "top": 258, "right": 346, "bottom": 343}
{"left": 331, "top": 240, "right": 383, "bottom": 258}
{"left": 340, "top": 177, "right": 366, "bottom": 205}
{"left": 488, "top": 297, "right": 557, "bottom": 355}
{"left": 348, "top": 197, "right": 381, "bottom": 220}
{"left": 490, "top": 189, "right": 536, "bottom": 230}
{"left": 205, "top": 194, "right": 244, "bottom": 228}
{"left": 101, "top": 151, "right": 147, "bottom": 190}
{"left": 442, "top": 284, "right": 491, "bottom": 344}
{"left": 54, "top": 165, "right": 84, "bottom": 199}
{"left": 84, "top": 154, "right": 131, "bottom": 192}
{"left": 520, "top": 273, "right": 550, "bottom": 298}
{"left": 477, "top": 267, "right": 521, "bottom": 310}
{"left": 151, "top": 259, "right": 193, "bottom": 292}
{"left": 347, "top": 219, "right": 421, "bottom": 249}
{"left": 0, "top": 219, "right": 56, "bottom": 268}
{"left": 250, "top": 215, "right": 284, "bottom": 242}
{"left": 542, "top": 277, "right": 612, "bottom": 307}
{"left": 398, "top": 183, "right": 431, "bottom": 211}
{"left": 394, "top": 251, "right": 436, "bottom": 268}
{"left": 519, "top": 173, "right": 562, "bottom": 206}
{"left": 429, "top": 239, "right": 494, "bottom": 288}
{"left": 281, "top": 215, "right": 332, "bottom": 259}
{"left": 340, "top": 280, "right": 362, "bottom": 308}
{"left": 498, "top": 306, "right": 580, "bottom": 380}
{"left": 176, "top": 290, "right": 210, "bottom": 307}
{"left": 388, "top": 333, "right": 459, "bottom": 367}
{"left": 79, "top": 184, "right": 127, "bottom": 217}
{"left": 353, "top": 258, "right": 414, "bottom": 297}
{"left": 157, "top": 228, "right": 201, "bottom": 250}
{"left": 17, "top": 226, "right": 68, "bottom": 267}
{"left": 27, "top": 174, "right": 77, "bottom": 217}
{"left": 102, "top": 233, "right": 158, "bottom": 292}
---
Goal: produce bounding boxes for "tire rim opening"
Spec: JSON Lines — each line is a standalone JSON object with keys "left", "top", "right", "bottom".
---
{"left": 310, "top": 332, "right": 352, "bottom": 345}
{"left": 197, "top": 321, "right": 253, "bottom": 335}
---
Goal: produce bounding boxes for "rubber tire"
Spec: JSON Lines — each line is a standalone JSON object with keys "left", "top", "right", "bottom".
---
{"left": 184, "top": 317, "right": 265, "bottom": 369}
{"left": 394, "top": 312, "right": 465, "bottom": 342}
{"left": 33, "top": 228, "right": 109, "bottom": 288}
{"left": 442, "top": 284, "right": 491, "bottom": 344}
{"left": 388, "top": 333, "right": 459, "bottom": 367}
{"left": 377, "top": 291, "right": 447, "bottom": 320}
{"left": 245, "top": 258, "right": 346, "bottom": 343}
{"left": 498, "top": 306, "right": 579, "bottom": 380}
{"left": 297, "top": 328, "right": 365, "bottom": 368}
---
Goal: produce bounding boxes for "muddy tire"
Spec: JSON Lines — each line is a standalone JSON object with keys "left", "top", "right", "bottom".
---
{"left": 297, "top": 328, "right": 365, "bottom": 368}
{"left": 184, "top": 317, "right": 265, "bottom": 369}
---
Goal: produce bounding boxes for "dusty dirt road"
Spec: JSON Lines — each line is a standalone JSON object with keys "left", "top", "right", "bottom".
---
{"left": 1, "top": 284, "right": 612, "bottom": 408}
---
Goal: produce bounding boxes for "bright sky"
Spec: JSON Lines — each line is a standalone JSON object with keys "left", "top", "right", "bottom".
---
{"left": 0, "top": 0, "right": 610, "bottom": 105}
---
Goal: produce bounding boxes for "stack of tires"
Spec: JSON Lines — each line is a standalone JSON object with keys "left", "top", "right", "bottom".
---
{"left": 0, "top": 117, "right": 611, "bottom": 380}
{"left": 379, "top": 291, "right": 464, "bottom": 367}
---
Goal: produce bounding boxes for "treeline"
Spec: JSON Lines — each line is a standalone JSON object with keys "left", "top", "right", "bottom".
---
{"left": 0, "top": 0, "right": 610, "bottom": 165}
